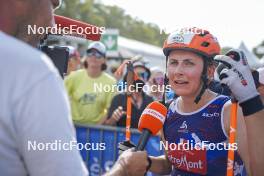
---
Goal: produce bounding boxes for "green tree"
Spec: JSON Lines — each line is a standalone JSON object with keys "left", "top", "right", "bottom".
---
{"left": 55, "top": 0, "right": 167, "bottom": 47}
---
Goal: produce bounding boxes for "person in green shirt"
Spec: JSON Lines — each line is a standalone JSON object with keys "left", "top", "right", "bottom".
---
{"left": 65, "top": 42, "right": 116, "bottom": 125}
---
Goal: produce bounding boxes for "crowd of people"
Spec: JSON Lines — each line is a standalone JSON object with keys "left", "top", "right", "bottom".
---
{"left": 63, "top": 44, "right": 168, "bottom": 128}
{"left": 64, "top": 38, "right": 264, "bottom": 176}
{"left": 1, "top": 0, "right": 264, "bottom": 176}
{"left": 64, "top": 42, "right": 264, "bottom": 131}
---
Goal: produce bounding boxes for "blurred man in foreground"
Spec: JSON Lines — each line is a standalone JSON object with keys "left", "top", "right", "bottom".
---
{"left": 0, "top": 0, "right": 147, "bottom": 175}
{"left": 0, "top": 0, "right": 88, "bottom": 175}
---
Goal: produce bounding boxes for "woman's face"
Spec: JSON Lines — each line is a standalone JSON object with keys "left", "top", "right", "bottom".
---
{"left": 167, "top": 50, "right": 204, "bottom": 97}
{"left": 85, "top": 49, "right": 105, "bottom": 71}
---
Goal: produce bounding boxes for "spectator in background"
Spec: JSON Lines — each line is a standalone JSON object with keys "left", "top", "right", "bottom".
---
{"left": 104, "top": 61, "right": 153, "bottom": 128}
{"left": 147, "top": 67, "right": 165, "bottom": 101}
{"left": 66, "top": 46, "right": 81, "bottom": 75}
{"left": 64, "top": 42, "right": 116, "bottom": 125}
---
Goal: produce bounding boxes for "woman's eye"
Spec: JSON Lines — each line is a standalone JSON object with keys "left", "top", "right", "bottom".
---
{"left": 169, "top": 60, "right": 177, "bottom": 65}
{"left": 185, "top": 61, "right": 194, "bottom": 66}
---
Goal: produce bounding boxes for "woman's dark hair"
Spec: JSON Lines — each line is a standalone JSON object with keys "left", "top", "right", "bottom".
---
{"left": 83, "top": 60, "right": 107, "bottom": 71}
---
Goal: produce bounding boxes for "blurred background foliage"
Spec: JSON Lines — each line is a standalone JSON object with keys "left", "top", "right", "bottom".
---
{"left": 56, "top": 0, "right": 264, "bottom": 58}
{"left": 55, "top": 0, "right": 167, "bottom": 47}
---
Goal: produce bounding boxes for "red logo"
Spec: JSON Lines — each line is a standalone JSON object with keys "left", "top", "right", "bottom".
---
{"left": 168, "top": 145, "right": 207, "bottom": 175}
{"left": 241, "top": 79, "right": 248, "bottom": 86}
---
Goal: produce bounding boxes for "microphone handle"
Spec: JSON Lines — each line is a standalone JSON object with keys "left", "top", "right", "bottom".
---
{"left": 135, "top": 129, "right": 152, "bottom": 151}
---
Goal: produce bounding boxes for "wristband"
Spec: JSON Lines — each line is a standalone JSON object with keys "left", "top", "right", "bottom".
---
{"left": 239, "top": 95, "right": 264, "bottom": 116}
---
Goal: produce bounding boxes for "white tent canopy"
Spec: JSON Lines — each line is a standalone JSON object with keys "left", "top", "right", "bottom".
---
{"left": 118, "top": 36, "right": 166, "bottom": 69}
{"left": 238, "top": 42, "right": 263, "bottom": 69}
{"left": 117, "top": 39, "right": 264, "bottom": 70}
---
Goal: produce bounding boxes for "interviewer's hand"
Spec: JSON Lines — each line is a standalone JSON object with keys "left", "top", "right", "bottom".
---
{"left": 117, "top": 149, "right": 148, "bottom": 176}
{"left": 118, "top": 141, "right": 136, "bottom": 155}
{"left": 104, "top": 149, "right": 148, "bottom": 176}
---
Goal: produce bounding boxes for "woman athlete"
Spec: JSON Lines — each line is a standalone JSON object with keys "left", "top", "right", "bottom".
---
{"left": 146, "top": 28, "right": 264, "bottom": 176}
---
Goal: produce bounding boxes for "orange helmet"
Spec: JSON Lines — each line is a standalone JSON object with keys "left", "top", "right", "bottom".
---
{"left": 163, "top": 27, "right": 220, "bottom": 58}
{"left": 163, "top": 28, "right": 221, "bottom": 104}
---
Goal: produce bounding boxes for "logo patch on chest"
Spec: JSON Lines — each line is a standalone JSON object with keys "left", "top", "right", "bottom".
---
{"left": 168, "top": 147, "right": 207, "bottom": 175}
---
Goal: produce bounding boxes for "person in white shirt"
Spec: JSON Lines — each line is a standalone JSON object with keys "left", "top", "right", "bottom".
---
{"left": 0, "top": 28, "right": 88, "bottom": 176}
{"left": 0, "top": 0, "right": 88, "bottom": 175}
{"left": 0, "top": 0, "right": 148, "bottom": 176}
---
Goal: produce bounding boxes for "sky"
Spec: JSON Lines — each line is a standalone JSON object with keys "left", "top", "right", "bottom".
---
{"left": 100, "top": 0, "right": 264, "bottom": 50}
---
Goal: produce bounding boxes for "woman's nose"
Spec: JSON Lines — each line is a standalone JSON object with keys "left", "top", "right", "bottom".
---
{"left": 173, "top": 64, "right": 184, "bottom": 75}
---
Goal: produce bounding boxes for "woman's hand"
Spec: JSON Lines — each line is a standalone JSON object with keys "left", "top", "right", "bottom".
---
{"left": 214, "top": 49, "right": 263, "bottom": 116}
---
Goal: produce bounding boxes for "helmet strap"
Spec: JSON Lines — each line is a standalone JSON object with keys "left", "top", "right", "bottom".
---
{"left": 161, "top": 56, "right": 169, "bottom": 105}
{"left": 194, "top": 60, "right": 209, "bottom": 104}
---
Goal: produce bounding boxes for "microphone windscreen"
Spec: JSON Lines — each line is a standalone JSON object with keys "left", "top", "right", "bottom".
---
{"left": 54, "top": 15, "right": 102, "bottom": 41}
{"left": 138, "top": 101, "right": 167, "bottom": 135}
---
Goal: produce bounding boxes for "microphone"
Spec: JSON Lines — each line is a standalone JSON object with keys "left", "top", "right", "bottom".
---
{"left": 54, "top": 15, "right": 103, "bottom": 41}
{"left": 135, "top": 101, "right": 167, "bottom": 151}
